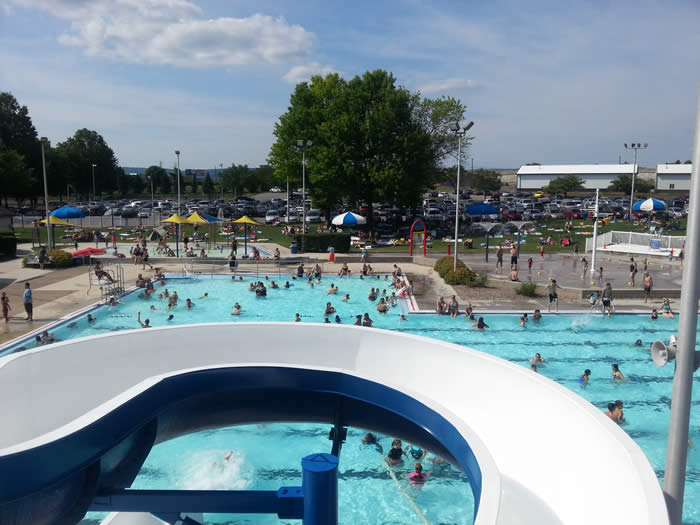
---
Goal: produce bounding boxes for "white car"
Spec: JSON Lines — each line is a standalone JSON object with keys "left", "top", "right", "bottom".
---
{"left": 269, "top": 187, "right": 282, "bottom": 193}
{"left": 285, "top": 210, "right": 299, "bottom": 223}
{"left": 305, "top": 209, "right": 321, "bottom": 223}
{"left": 265, "top": 210, "right": 280, "bottom": 224}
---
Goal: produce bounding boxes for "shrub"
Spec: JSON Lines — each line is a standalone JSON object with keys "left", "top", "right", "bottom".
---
{"left": 0, "top": 235, "right": 17, "bottom": 257}
{"left": 294, "top": 233, "right": 351, "bottom": 253}
{"left": 48, "top": 249, "right": 74, "bottom": 268}
{"left": 434, "top": 256, "right": 466, "bottom": 278}
{"left": 466, "top": 273, "right": 489, "bottom": 288}
{"left": 444, "top": 267, "right": 488, "bottom": 287}
{"left": 516, "top": 282, "right": 538, "bottom": 296}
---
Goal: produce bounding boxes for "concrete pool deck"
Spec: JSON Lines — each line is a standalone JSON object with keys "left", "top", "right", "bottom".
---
{"left": 0, "top": 242, "right": 688, "bottom": 346}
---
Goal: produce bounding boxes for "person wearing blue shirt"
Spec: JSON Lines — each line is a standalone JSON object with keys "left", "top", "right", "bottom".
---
{"left": 23, "top": 282, "right": 33, "bottom": 321}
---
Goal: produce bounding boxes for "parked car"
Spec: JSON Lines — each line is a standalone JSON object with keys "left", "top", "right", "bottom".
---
{"left": 305, "top": 209, "right": 322, "bottom": 223}
{"left": 424, "top": 208, "right": 444, "bottom": 222}
{"left": 286, "top": 210, "right": 299, "bottom": 223}
{"left": 265, "top": 209, "right": 280, "bottom": 224}
{"left": 269, "top": 186, "right": 282, "bottom": 193}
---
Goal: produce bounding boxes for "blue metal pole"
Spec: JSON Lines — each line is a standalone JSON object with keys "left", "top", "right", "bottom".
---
{"left": 302, "top": 453, "right": 338, "bottom": 525}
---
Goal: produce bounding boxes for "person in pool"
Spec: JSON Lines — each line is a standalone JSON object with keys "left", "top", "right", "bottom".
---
{"left": 386, "top": 439, "right": 407, "bottom": 465}
{"left": 353, "top": 315, "right": 362, "bottom": 326}
{"left": 335, "top": 315, "right": 342, "bottom": 324}
{"left": 405, "top": 444, "right": 426, "bottom": 461}
{"left": 295, "top": 313, "right": 302, "bottom": 322}
{"left": 87, "top": 314, "right": 97, "bottom": 322}
{"left": 328, "top": 284, "right": 337, "bottom": 294}
{"left": 578, "top": 369, "right": 591, "bottom": 383}
{"left": 533, "top": 309, "right": 542, "bottom": 321}
{"left": 472, "top": 317, "right": 488, "bottom": 330}
{"left": 376, "top": 298, "right": 389, "bottom": 313}
{"left": 614, "top": 400, "right": 625, "bottom": 424}
{"left": 605, "top": 402, "right": 619, "bottom": 423}
{"left": 324, "top": 317, "right": 331, "bottom": 323}
{"left": 408, "top": 463, "right": 428, "bottom": 486}
{"left": 167, "top": 314, "right": 174, "bottom": 321}
{"left": 633, "top": 339, "right": 643, "bottom": 346}
{"left": 185, "top": 298, "right": 194, "bottom": 309}
{"left": 611, "top": 364, "right": 627, "bottom": 382}
{"left": 270, "top": 281, "right": 279, "bottom": 289}
{"left": 520, "top": 313, "right": 528, "bottom": 326}
{"left": 232, "top": 303, "right": 242, "bottom": 315}
{"left": 362, "top": 433, "right": 383, "bottom": 453}
{"left": 324, "top": 302, "right": 336, "bottom": 315}
{"left": 137, "top": 312, "right": 151, "bottom": 328}
{"left": 362, "top": 313, "right": 373, "bottom": 327}
{"left": 199, "top": 293, "right": 209, "bottom": 299}
{"left": 650, "top": 309, "right": 659, "bottom": 320}
{"left": 284, "top": 281, "right": 291, "bottom": 288}
{"left": 465, "top": 304, "right": 475, "bottom": 320}
{"left": 530, "top": 353, "right": 545, "bottom": 364}
{"left": 342, "top": 294, "right": 350, "bottom": 301}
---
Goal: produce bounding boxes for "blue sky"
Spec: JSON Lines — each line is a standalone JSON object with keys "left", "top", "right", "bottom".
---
{"left": 1, "top": 0, "right": 699, "bottom": 170}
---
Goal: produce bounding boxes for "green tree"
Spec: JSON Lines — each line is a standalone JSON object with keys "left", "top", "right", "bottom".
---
{"left": 470, "top": 169, "right": 502, "bottom": 192}
{"left": 129, "top": 174, "right": 145, "bottom": 194}
{"left": 0, "top": 93, "right": 41, "bottom": 193}
{"left": 269, "top": 70, "right": 441, "bottom": 228}
{"left": 52, "top": 129, "right": 121, "bottom": 198}
{"left": 203, "top": 173, "right": 215, "bottom": 194}
{"left": 220, "top": 164, "right": 250, "bottom": 197}
{"left": 544, "top": 175, "right": 584, "bottom": 196}
{"left": 159, "top": 171, "right": 172, "bottom": 194}
{"left": 189, "top": 170, "right": 198, "bottom": 194}
{"left": 608, "top": 174, "right": 653, "bottom": 193}
{"left": 0, "top": 140, "right": 36, "bottom": 206}
{"left": 144, "top": 165, "right": 167, "bottom": 195}
{"left": 685, "top": 160, "right": 692, "bottom": 164}
{"left": 412, "top": 96, "right": 470, "bottom": 165}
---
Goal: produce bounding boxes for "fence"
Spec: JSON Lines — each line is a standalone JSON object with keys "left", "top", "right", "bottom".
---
{"left": 585, "top": 230, "right": 686, "bottom": 253}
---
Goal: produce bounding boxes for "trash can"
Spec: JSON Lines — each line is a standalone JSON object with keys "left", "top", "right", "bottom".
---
{"left": 290, "top": 242, "right": 298, "bottom": 254}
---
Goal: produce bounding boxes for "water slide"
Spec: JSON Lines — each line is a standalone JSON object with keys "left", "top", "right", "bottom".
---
{"left": 0, "top": 323, "right": 668, "bottom": 524}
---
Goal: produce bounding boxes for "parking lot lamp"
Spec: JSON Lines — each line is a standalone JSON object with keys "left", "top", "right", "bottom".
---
{"left": 91, "top": 163, "right": 97, "bottom": 201}
{"left": 175, "top": 150, "right": 181, "bottom": 215}
{"left": 40, "top": 137, "right": 52, "bottom": 248}
{"left": 296, "top": 139, "right": 312, "bottom": 249}
{"left": 624, "top": 143, "right": 648, "bottom": 220}
{"left": 448, "top": 121, "right": 474, "bottom": 271}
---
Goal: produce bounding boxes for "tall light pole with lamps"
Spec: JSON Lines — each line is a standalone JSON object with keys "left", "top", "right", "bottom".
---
{"left": 448, "top": 121, "right": 474, "bottom": 271}
{"left": 40, "top": 137, "right": 51, "bottom": 248}
{"left": 624, "top": 142, "right": 648, "bottom": 220}
{"left": 91, "top": 163, "right": 97, "bottom": 201}
{"left": 296, "top": 139, "right": 312, "bottom": 249}
{"left": 175, "top": 150, "right": 181, "bottom": 215}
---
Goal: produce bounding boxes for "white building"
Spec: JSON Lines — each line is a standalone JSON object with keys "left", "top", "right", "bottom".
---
{"left": 516, "top": 164, "right": 637, "bottom": 190}
{"left": 656, "top": 164, "right": 692, "bottom": 191}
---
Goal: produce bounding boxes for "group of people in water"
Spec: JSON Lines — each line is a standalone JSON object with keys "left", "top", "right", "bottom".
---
{"left": 362, "top": 433, "right": 445, "bottom": 487}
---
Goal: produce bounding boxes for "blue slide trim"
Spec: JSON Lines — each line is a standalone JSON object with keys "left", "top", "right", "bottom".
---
{"left": 0, "top": 367, "right": 482, "bottom": 525}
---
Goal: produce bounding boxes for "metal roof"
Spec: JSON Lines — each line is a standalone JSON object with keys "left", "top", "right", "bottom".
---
{"left": 656, "top": 164, "right": 692, "bottom": 174}
{"left": 517, "top": 164, "right": 636, "bottom": 175}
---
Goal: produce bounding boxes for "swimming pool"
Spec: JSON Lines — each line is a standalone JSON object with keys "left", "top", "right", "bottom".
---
{"left": 4, "top": 274, "right": 699, "bottom": 523}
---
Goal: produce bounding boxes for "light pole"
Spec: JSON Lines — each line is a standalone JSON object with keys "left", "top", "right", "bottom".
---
{"left": 448, "top": 121, "right": 474, "bottom": 271}
{"left": 91, "top": 163, "right": 97, "bottom": 201}
{"left": 40, "top": 137, "right": 51, "bottom": 248}
{"left": 175, "top": 150, "right": 181, "bottom": 215}
{"left": 296, "top": 139, "right": 312, "bottom": 247}
{"left": 624, "top": 143, "right": 648, "bottom": 220}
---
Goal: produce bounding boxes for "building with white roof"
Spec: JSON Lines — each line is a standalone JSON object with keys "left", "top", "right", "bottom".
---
{"left": 516, "top": 164, "right": 637, "bottom": 190}
{"left": 656, "top": 164, "right": 692, "bottom": 191}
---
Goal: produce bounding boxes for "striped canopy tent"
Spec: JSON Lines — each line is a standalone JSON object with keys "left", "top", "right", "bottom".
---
{"left": 185, "top": 211, "right": 221, "bottom": 250}
{"left": 161, "top": 213, "right": 189, "bottom": 257}
{"left": 232, "top": 216, "right": 263, "bottom": 256}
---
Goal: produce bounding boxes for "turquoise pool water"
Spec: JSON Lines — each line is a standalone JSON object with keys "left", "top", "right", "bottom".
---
{"left": 6, "top": 274, "right": 699, "bottom": 523}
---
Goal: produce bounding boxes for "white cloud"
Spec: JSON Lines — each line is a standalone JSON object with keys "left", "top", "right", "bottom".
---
{"left": 10, "top": 0, "right": 313, "bottom": 68}
{"left": 282, "top": 62, "right": 340, "bottom": 84}
{"left": 418, "top": 78, "right": 479, "bottom": 94}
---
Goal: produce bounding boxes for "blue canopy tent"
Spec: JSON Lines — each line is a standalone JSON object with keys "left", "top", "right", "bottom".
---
{"left": 466, "top": 203, "right": 499, "bottom": 262}
{"left": 47, "top": 206, "right": 86, "bottom": 248}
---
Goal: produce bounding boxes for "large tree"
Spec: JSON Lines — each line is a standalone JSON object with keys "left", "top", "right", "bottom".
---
{"left": 0, "top": 139, "right": 36, "bottom": 206}
{"left": 219, "top": 164, "right": 250, "bottom": 197}
{"left": 470, "top": 169, "right": 502, "bottom": 192}
{"left": 51, "top": 129, "right": 121, "bottom": 198}
{"left": 203, "top": 173, "right": 215, "bottom": 195}
{"left": 545, "top": 175, "right": 584, "bottom": 196}
{"left": 269, "top": 70, "right": 453, "bottom": 228}
{"left": 144, "top": 165, "right": 167, "bottom": 195}
{"left": 608, "top": 174, "right": 653, "bottom": 194}
{"left": 0, "top": 93, "right": 41, "bottom": 190}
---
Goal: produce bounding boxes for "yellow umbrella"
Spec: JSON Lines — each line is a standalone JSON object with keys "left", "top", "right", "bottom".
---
{"left": 184, "top": 211, "right": 209, "bottom": 224}
{"left": 40, "top": 216, "right": 74, "bottom": 226}
{"left": 232, "top": 216, "right": 262, "bottom": 256}
{"left": 160, "top": 213, "right": 188, "bottom": 256}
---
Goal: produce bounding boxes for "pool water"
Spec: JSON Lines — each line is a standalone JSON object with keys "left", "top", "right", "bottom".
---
{"left": 7, "top": 274, "right": 699, "bottom": 523}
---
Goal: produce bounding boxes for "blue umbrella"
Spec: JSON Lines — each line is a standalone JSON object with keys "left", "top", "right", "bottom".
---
{"left": 466, "top": 203, "right": 499, "bottom": 215}
{"left": 50, "top": 206, "right": 86, "bottom": 219}
{"left": 331, "top": 211, "right": 367, "bottom": 226}
{"left": 632, "top": 198, "right": 666, "bottom": 212}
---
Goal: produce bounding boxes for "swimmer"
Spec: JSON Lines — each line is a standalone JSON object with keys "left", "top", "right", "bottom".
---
{"left": 107, "top": 297, "right": 124, "bottom": 307}
{"left": 405, "top": 444, "right": 426, "bottom": 461}
{"left": 284, "top": 281, "right": 291, "bottom": 288}
{"left": 199, "top": 293, "right": 209, "bottom": 299}
{"left": 530, "top": 352, "right": 545, "bottom": 364}
{"left": 464, "top": 304, "right": 475, "bottom": 320}
{"left": 531, "top": 364, "right": 538, "bottom": 372}
{"left": 633, "top": 339, "right": 643, "bottom": 347}
{"left": 650, "top": 309, "right": 658, "bottom": 320}
{"left": 295, "top": 313, "right": 301, "bottom": 322}
{"left": 157, "top": 294, "right": 164, "bottom": 300}
{"left": 309, "top": 282, "right": 314, "bottom": 288}
{"left": 87, "top": 314, "right": 97, "bottom": 322}
{"left": 520, "top": 313, "right": 528, "bottom": 326}
{"left": 167, "top": 314, "right": 174, "bottom": 321}
{"left": 368, "top": 288, "right": 377, "bottom": 301}
{"left": 362, "top": 313, "right": 373, "bottom": 327}
{"left": 137, "top": 312, "right": 151, "bottom": 328}
{"left": 324, "top": 302, "right": 336, "bottom": 315}
{"left": 472, "top": 317, "right": 488, "bottom": 330}
{"left": 342, "top": 294, "right": 350, "bottom": 301}
{"left": 400, "top": 314, "right": 407, "bottom": 321}
{"left": 612, "top": 363, "right": 627, "bottom": 382}
{"left": 605, "top": 402, "right": 619, "bottom": 423}
{"left": 149, "top": 305, "right": 158, "bottom": 310}
{"left": 328, "top": 284, "right": 337, "bottom": 294}
{"left": 232, "top": 303, "right": 241, "bottom": 315}
{"left": 185, "top": 298, "right": 194, "bottom": 309}
{"left": 362, "top": 432, "right": 383, "bottom": 453}
{"left": 408, "top": 463, "right": 428, "bottom": 486}
{"left": 353, "top": 314, "right": 362, "bottom": 326}
{"left": 335, "top": 315, "right": 342, "bottom": 324}
{"left": 40, "top": 330, "right": 55, "bottom": 344}
{"left": 386, "top": 439, "right": 406, "bottom": 465}
{"left": 325, "top": 317, "right": 331, "bottom": 323}
{"left": 533, "top": 309, "right": 542, "bottom": 321}
{"left": 578, "top": 369, "right": 591, "bottom": 383}
{"left": 376, "top": 298, "right": 389, "bottom": 313}
{"left": 614, "top": 400, "right": 625, "bottom": 424}
{"left": 270, "top": 281, "right": 279, "bottom": 289}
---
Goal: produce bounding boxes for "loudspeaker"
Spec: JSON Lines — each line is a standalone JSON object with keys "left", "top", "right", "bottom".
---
{"left": 651, "top": 340, "right": 676, "bottom": 367}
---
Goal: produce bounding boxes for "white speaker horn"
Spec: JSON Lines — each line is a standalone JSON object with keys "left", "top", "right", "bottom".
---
{"left": 651, "top": 340, "right": 676, "bottom": 367}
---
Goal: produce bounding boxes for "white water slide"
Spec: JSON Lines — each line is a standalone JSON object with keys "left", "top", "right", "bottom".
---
{"left": 0, "top": 323, "right": 668, "bottom": 524}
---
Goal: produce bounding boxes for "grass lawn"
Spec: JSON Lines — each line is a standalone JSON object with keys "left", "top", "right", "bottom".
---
{"left": 8, "top": 215, "right": 686, "bottom": 255}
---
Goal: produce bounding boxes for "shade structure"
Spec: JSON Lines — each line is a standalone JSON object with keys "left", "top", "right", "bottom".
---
{"left": 40, "top": 216, "right": 74, "bottom": 226}
{"left": 466, "top": 203, "right": 499, "bottom": 215}
{"left": 331, "top": 212, "right": 366, "bottom": 226}
{"left": 161, "top": 213, "right": 188, "bottom": 257}
{"left": 50, "top": 206, "right": 85, "bottom": 219}
{"left": 72, "top": 248, "right": 106, "bottom": 257}
{"left": 184, "top": 211, "right": 210, "bottom": 224}
{"left": 232, "top": 216, "right": 262, "bottom": 256}
{"left": 633, "top": 198, "right": 666, "bottom": 212}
